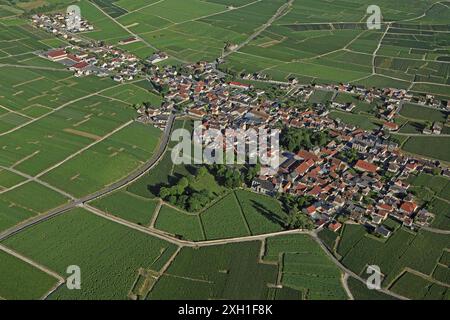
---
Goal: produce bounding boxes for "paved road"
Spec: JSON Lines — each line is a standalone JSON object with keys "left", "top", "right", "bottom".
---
{"left": 0, "top": 114, "right": 175, "bottom": 241}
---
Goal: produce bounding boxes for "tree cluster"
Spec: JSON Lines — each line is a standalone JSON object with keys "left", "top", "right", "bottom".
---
{"left": 280, "top": 126, "right": 331, "bottom": 153}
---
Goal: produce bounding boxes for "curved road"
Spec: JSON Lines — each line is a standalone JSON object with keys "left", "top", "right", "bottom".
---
{"left": 0, "top": 114, "right": 175, "bottom": 242}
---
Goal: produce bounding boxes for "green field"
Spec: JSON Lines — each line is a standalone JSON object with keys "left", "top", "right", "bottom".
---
{"left": 0, "top": 249, "right": 59, "bottom": 300}
{"left": 264, "top": 234, "right": 348, "bottom": 300}
{"left": 402, "top": 136, "right": 450, "bottom": 162}
{"left": 40, "top": 122, "right": 162, "bottom": 197}
{"left": 90, "top": 190, "right": 159, "bottom": 226}
{"left": 390, "top": 272, "right": 448, "bottom": 300}
{"left": 400, "top": 103, "right": 448, "bottom": 123}
{"left": 154, "top": 205, "right": 205, "bottom": 241}
{"left": 347, "top": 277, "right": 396, "bottom": 300}
{"left": 2, "top": 208, "right": 178, "bottom": 299}
{"left": 0, "top": 181, "right": 69, "bottom": 232}
{"left": 337, "top": 224, "right": 450, "bottom": 297}
{"left": 200, "top": 192, "right": 250, "bottom": 240}
{"left": 147, "top": 241, "right": 287, "bottom": 300}
{"left": 235, "top": 190, "right": 287, "bottom": 235}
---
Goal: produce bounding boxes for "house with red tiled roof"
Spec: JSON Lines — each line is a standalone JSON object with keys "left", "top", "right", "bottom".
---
{"left": 304, "top": 205, "right": 316, "bottom": 216}
{"left": 308, "top": 185, "right": 322, "bottom": 197}
{"left": 383, "top": 121, "right": 399, "bottom": 131}
{"left": 328, "top": 221, "right": 342, "bottom": 232}
{"left": 296, "top": 150, "right": 319, "bottom": 163}
{"left": 400, "top": 201, "right": 418, "bottom": 216}
{"left": 47, "top": 49, "right": 67, "bottom": 61}
{"left": 354, "top": 160, "right": 378, "bottom": 173}
{"left": 295, "top": 159, "right": 315, "bottom": 175}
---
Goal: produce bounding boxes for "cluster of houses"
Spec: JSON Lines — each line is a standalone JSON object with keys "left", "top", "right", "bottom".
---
{"left": 32, "top": 13, "right": 94, "bottom": 41}
{"left": 134, "top": 62, "right": 449, "bottom": 237}
{"left": 29, "top": 9, "right": 448, "bottom": 236}
{"left": 42, "top": 44, "right": 141, "bottom": 79}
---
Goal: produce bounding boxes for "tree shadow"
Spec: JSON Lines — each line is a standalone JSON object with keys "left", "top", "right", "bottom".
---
{"left": 250, "top": 200, "right": 285, "bottom": 228}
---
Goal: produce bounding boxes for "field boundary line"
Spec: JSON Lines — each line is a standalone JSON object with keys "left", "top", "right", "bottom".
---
{"left": 118, "top": 0, "right": 166, "bottom": 18}
{"left": 149, "top": 200, "right": 163, "bottom": 228}
{"left": 0, "top": 165, "right": 75, "bottom": 200}
{"left": 145, "top": 246, "right": 182, "bottom": 299}
{"left": 341, "top": 273, "right": 354, "bottom": 300}
{"left": 0, "top": 80, "right": 139, "bottom": 137}
{"left": 0, "top": 104, "right": 34, "bottom": 120}
{"left": 35, "top": 120, "right": 134, "bottom": 179}
{"left": 233, "top": 191, "right": 252, "bottom": 236}
{"left": 0, "top": 244, "right": 64, "bottom": 283}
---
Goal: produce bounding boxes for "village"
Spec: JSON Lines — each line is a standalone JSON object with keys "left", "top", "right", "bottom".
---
{"left": 26, "top": 12, "right": 449, "bottom": 237}
{"left": 136, "top": 61, "right": 449, "bottom": 238}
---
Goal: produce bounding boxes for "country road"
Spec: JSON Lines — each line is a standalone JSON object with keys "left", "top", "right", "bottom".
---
{"left": 84, "top": 203, "right": 408, "bottom": 300}
{"left": 309, "top": 232, "right": 409, "bottom": 300}
{"left": 221, "top": 0, "right": 293, "bottom": 59}
{"left": 0, "top": 114, "right": 176, "bottom": 242}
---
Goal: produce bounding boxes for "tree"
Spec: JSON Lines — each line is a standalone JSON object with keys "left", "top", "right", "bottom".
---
{"left": 197, "top": 166, "right": 208, "bottom": 177}
{"left": 285, "top": 211, "right": 314, "bottom": 230}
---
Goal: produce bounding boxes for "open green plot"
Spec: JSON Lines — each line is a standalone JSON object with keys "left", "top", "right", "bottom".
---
{"left": 2, "top": 208, "right": 177, "bottom": 299}
{"left": 309, "top": 89, "right": 334, "bottom": 104}
{"left": 200, "top": 192, "right": 250, "bottom": 240}
{"left": 154, "top": 205, "right": 205, "bottom": 241}
{"left": 390, "top": 271, "right": 448, "bottom": 300}
{"left": 101, "top": 82, "right": 163, "bottom": 106}
{"left": 264, "top": 234, "right": 347, "bottom": 300}
{"left": 148, "top": 241, "right": 284, "bottom": 300}
{"left": 90, "top": 190, "right": 159, "bottom": 226}
{"left": 0, "top": 249, "right": 58, "bottom": 300}
{"left": 0, "top": 95, "right": 138, "bottom": 177}
{"left": 317, "top": 228, "right": 338, "bottom": 252}
{"left": 235, "top": 190, "right": 287, "bottom": 235}
{"left": 347, "top": 276, "right": 396, "bottom": 300}
{"left": 428, "top": 198, "right": 450, "bottom": 231}
{"left": 76, "top": 0, "right": 131, "bottom": 43}
{"left": 402, "top": 136, "right": 450, "bottom": 162}
{"left": 126, "top": 151, "right": 174, "bottom": 198}
{"left": 40, "top": 122, "right": 162, "bottom": 197}
{"left": 0, "top": 181, "right": 69, "bottom": 232}
{"left": 0, "top": 168, "right": 26, "bottom": 190}
{"left": 0, "top": 66, "right": 115, "bottom": 117}
{"left": 338, "top": 225, "right": 450, "bottom": 288}
{"left": 329, "top": 110, "right": 381, "bottom": 131}
{"left": 432, "top": 264, "right": 450, "bottom": 285}
{"left": 400, "top": 103, "right": 447, "bottom": 123}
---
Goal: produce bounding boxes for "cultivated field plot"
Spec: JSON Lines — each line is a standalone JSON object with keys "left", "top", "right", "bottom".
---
{"left": 0, "top": 181, "right": 69, "bottom": 232}
{"left": 347, "top": 276, "right": 396, "bottom": 300}
{"left": 154, "top": 205, "right": 205, "bottom": 241}
{"left": 234, "top": 190, "right": 287, "bottom": 235}
{"left": 113, "top": 0, "right": 287, "bottom": 62}
{"left": 264, "top": 234, "right": 347, "bottom": 300}
{"left": 390, "top": 271, "right": 449, "bottom": 300}
{"left": 402, "top": 136, "right": 450, "bottom": 163}
{"left": 221, "top": 0, "right": 450, "bottom": 89}
{"left": 399, "top": 103, "right": 448, "bottom": 123}
{"left": 147, "top": 241, "right": 285, "bottom": 300}
{"left": 2, "top": 208, "right": 178, "bottom": 299}
{"left": 40, "top": 121, "right": 162, "bottom": 197}
{"left": 200, "top": 192, "right": 250, "bottom": 240}
{"left": 337, "top": 224, "right": 450, "bottom": 299}
{"left": 0, "top": 249, "right": 59, "bottom": 300}
{"left": 407, "top": 173, "right": 450, "bottom": 230}
{"left": 90, "top": 190, "right": 159, "bottom": 226}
